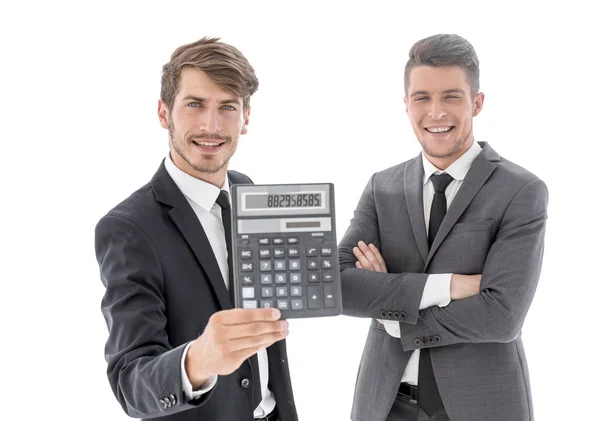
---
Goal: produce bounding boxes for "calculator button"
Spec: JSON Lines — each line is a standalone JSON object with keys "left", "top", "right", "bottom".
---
{"left": 290, "top": 273, "right": 302, "bottom": 283}
{"left": 288, "top": 259, "right": 301, "bottom": 270}
{"left": 240, "top": 249, "right": 252, "bottom": 259}
{"left": 287, "top": 237, "right": 299, "bottom": 244}
{"left": 260, "top": 274, "right": 273, "bottom": 284}
{"left": 261, "top": 300, "right": 274, "bottom": 308}
{"left": 275, "top": 273, "right": 287, "bottom": 284}
{"left": 307, "top": 286, "right": 322, "bottom": 309}
{"left": 242, "top": 275, "right": 254, "bottom": 284}
{"left": 287, "top": 247, "right": 300, "bottom": 257}
{"left": 261, "top": 287, "right": 274, "bottom": 298}
{"left": 322, "top": 272, "right": 334, "bottom": 282}
{"left": 259, "top": 261, "right": 272, "bottom": 272}
{"left": 259, "top": 248, "right": 271, "bottom": 259}
{"left": 320, "top": 246, "right": 333, "bottom": 256}
{"left": 321, "top": 259, "right": 333, "bottom": 269}
{"left": 258, "top": 238, "right": 270, "bottom": 245}
{"left": 276, "top": 287, "right": 288, "bottom": 297}
{"left": 306, "top": 247, "right": 318, "bottom": 257}
{"left": 277, "top": 300, "right": 289, "bottom": 310}
{"left": 242, "top": 288, "right": 255, "bottom": 299}
{"left": 308, "top": 273, "right": 319, "bottom": 283}
{"left": 243, "top": 300, "right": 258, "bottom": 309}
{"left": 291, "top": 299, "right": 303, "bottom": 310}
{"left": 241, "top": 239, "right": 250, "bottom": 246}
{"left": 273, "top": 248, "right": 286, "bottom": 258}
{"left": 273, "top": 238, "right": 285, "bottom": 245}
{"left": 274, "top": 260, "right": 286, "bottom": 271}
{"left": 290, "top": 286, "right": 302, "bottom": 297}
{"left": 307, "top": 259, "right": 319, "bottom": 270}
{"left": 241, "top": 263, "right": 253, "bottom": 272}
{"left": 324, "top": 284, "right": 336, "bottom": 308}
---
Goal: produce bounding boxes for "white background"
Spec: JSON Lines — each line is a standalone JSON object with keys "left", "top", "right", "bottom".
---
{"left": 1, "top": 1, "right": 599, "bottom": 420}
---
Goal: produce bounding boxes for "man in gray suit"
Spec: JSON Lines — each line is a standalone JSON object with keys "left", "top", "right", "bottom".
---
{"left": 338, "top": 34, "right": 548, "bottom": 421}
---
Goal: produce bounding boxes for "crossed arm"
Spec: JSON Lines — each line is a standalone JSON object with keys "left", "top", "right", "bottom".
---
{"left": 339, "top": 175, "right": 549, "bottom": 351}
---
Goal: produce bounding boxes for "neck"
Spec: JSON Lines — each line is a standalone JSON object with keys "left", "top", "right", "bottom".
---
{"left": 424, "top": 138, "right": 474, "bottom": 170}
{"left": 169, "top": 151, "right": 227, "bottom": 188}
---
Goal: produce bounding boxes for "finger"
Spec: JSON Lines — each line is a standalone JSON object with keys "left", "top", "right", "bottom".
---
{"left": 215, "top": 308, "right": 281, "bottom": 326}
{"left": 355, "top": 261, "right": 363, "bottom": 269}
{"left": 357, "top": 241, "right": 382, "bottom": 272}
{"left": 228, "top": 329, "right": 289, "bottom": 352}
{"left": 377, "top": 319, "right": 384, "bottom": 324}
{"left": 353, "top": 246, "right": 372, "bottom": 270}
{"left": 224, "top": 320, "right": 289, "bottom": 341}
{"left": 368, "top": 243, "right": 388, "bottom": 273}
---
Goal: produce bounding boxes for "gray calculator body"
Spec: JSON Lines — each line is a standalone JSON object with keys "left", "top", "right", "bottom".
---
{"left": 230, "top": 183, "right": 342, "bottom": 319}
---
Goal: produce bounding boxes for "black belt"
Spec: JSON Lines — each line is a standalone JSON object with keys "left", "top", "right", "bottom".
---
{"left": 398, "top": 382, "right": 419, "bottom": 403}
{"left": 254, "top": 406, "right": 278, "bottom": 421}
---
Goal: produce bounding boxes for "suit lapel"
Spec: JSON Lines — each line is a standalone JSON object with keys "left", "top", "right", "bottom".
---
{"left": 151, "top": 160, "right": 233, "bottom": 311}
{"left": 404, "top": 156, "right": 429, "bottom": 264}
{"left": 425, "top": 142, "right": 500, "bottom": 268}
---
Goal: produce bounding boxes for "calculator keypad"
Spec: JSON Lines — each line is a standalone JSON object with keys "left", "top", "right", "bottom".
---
{"left": 237, "top": 237, "right": 338, "bottom": 315}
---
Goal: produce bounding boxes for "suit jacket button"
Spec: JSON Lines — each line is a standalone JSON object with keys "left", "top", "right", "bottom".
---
{"left": 434, "top": 335, "right": 441, "bottom": 343}
{"left": 241, "top": 378, "right": 252, "bottom": 389}
{"left": 399, "top": 311, "right": 407, "bottom": 321}
{"left": 380, "top": 310, "right": 387, "bottom": 318}
{"left": 428, "top": 336, "right": 435, "bottom": 344}
{"left": 386, "top": 311, "right": 394, "bottom": 319}
{"left": 421, "top": 337, "right": 428, "bottom": 346}
{"left": 414, "top": 338, "right": 422, "bottom": 347}
{"left": 392, "top": 311, "right": 401, "bottom": 319}
{"left": 159, "top": 399, "right": 167, "bottom": 410}
{"left": 169, "top": 394, "right": 177, "bottom": 405}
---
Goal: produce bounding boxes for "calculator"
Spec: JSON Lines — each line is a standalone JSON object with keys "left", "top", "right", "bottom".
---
{"left": 230, "top": 183, "right": 342, "bottom": 319}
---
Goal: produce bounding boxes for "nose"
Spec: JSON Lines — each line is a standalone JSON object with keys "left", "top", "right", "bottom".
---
{"left": 198, "top": 107, "right": 223, "bottom": 133}
{"left": 428, "top": 100, "right": 447, "bottom": 120}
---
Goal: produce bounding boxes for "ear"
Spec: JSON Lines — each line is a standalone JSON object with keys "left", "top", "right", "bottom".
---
{"left": 158, "top": 99, "right": 169, "bottom": 129}
{"left": 472, "top": 92, "right": 485, "bottom": 117}
{"left": 241, "top": 106, "right": 251, "bottom": 135}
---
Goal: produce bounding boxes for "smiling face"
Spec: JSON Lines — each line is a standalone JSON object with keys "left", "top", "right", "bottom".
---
{"left": 158, "top": 67, "right": 249, "bottom": 187}
{"left": 404, "top": 65, "right": 484, "bottom": 169}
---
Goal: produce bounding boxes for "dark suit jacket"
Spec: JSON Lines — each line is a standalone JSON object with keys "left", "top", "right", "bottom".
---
{"left": 95, "top": 160, "right": 298, "bottom": 421}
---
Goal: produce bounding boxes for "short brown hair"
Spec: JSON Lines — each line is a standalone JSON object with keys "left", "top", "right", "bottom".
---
{"left": 404, "top": 34, "right": 480, "bottom": 97}
{"left": 160, "top": 37, "right": 259, "bottom": 111}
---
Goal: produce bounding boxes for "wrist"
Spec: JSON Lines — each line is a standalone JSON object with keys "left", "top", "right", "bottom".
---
{"left": 185, "top": 340, "right": 212, "bottom": 389}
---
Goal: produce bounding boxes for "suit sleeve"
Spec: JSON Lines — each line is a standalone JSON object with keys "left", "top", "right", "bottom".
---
{"left": 339, "top": 173, "right": 429, "bottom": 325}
{"left": 95, "top": 215, "right": 215, "bottom": 419}
{"left": 399, "top": 179, "right": 549, "bottom": 350}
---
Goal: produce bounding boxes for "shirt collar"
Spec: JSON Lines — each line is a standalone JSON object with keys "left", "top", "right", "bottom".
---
{"left": 164, "top": 153, "right": 230, "bottom": 211}
{"left": 422, "top": 140, "right": 482, "bottom": 185}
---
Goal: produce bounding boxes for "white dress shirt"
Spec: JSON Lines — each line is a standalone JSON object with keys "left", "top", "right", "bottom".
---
{"left": 382, "top": 140, "right": 483, "bottom": 385}
{"left": 164, "top": 155, "right": 275, "bottom": 418}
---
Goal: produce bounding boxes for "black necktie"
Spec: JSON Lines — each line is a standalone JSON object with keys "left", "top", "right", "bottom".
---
{"left": 418, "top": 173, "right": 454, "bottom": 417}
{"left": 216, "top": 190, "right": 263, "bottom": 410}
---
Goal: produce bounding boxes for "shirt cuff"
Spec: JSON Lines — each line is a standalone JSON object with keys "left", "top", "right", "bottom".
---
{"left": 419, "top": 273, "right": 452, "bottom": 310}
{"left": 382, "top": 320, "right": 401, "bottom": 338}
{"left": 181, "top": 342, "right": 218, "bottom": 400}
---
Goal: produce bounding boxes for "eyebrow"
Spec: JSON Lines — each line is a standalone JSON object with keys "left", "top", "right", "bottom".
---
{"left": 181, "top": 95, "right": 241, "bottom": 105}
{"left": 410, "top": 89, "right": 466, "bottom": 97}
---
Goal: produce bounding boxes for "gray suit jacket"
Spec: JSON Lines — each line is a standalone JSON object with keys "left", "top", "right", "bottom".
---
{"left": 339, "top": 142, "right": 548, "bottom": 421}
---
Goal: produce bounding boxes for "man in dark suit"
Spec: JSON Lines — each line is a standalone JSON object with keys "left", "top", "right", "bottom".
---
{"left": 338, "top": 34, "right": 548, "bottom": 420}
{"left": 95, "top": 37, "right": 296, "bottom": 421}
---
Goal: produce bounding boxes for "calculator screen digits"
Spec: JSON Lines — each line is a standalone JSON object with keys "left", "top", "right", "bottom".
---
{"left": 244, "top": 192, "right": 324, "bottom": 210}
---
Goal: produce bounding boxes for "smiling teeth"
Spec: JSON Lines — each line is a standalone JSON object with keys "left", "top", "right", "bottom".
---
{"left": 195, "top": 141, "right": 222, "bottom": 147}
{"left": 427, "top": 127, "right": 451, "bottom": 133}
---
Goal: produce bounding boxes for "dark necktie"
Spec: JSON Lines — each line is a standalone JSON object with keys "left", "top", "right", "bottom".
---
{"left": 418, "top": 173, "right": 454, "bottom": 417}
{"left": 216, "top": 190, "right": 263, "bottom": 410}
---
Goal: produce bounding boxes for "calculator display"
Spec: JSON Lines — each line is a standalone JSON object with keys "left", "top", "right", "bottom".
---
{"left": 245, "top": 192, "right": 324, "bottom": 210}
